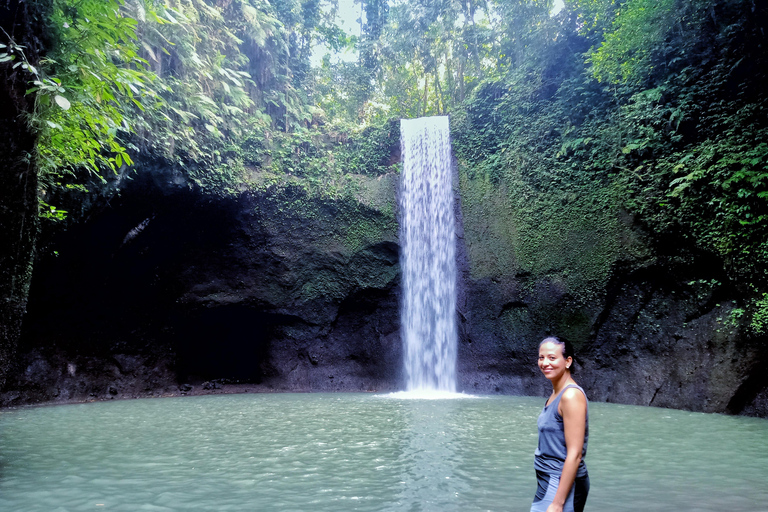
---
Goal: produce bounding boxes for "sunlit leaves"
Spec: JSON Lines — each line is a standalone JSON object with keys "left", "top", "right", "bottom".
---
{"left": 567, "top": 0, "right": 619, "bottom": 37}
{"left": 53, "top": 94, "right": 70, "bottom": 109}
{"left": 491, "top": 0, "right": 554, "bottom": 70}
{"left": 588, "top": 0, "right": 676, "bottom": 84}
{"left": 33, "top": 0, "right": 156, "bottom": 185}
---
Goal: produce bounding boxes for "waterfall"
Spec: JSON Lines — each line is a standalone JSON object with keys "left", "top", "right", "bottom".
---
{"left": 399, "top": 116, "right": 457, "bottom": 393}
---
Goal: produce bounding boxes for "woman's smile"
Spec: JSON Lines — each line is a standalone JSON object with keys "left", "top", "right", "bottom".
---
{"left": 538, "top": 341, "right": 569, "bottom": 380}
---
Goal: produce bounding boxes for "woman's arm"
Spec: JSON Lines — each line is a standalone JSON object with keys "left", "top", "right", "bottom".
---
{"left": 546, "top": 387, "right": 587, "bottom": 512}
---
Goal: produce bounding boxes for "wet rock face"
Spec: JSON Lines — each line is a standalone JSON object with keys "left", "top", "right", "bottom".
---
{"left": 4, "top": 167, "right": 767, "bottom": 417}
{"left": 451, "top": 161, "right": 768, "bottom": 415}
{"left": 577, "top": 267, "right": 765, "bottom": 415}
{"left": 5, "top": 172, "right": 403, "bottom": 405}
{"left": 2, "top": 349, "right": 178, "bottom": 405}
{"left": 455, "top": 261, "right": 768, "bottom": 416}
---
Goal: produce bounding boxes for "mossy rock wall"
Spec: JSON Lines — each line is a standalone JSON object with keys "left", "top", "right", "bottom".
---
{"left": 4, "top": 130, "right": 767, "bottom": 416}
{"left": 455, "top": 162, "right": 767, "bottom": 415}
{"left": 3, "top": 168, "right": 403, "bottom": 405}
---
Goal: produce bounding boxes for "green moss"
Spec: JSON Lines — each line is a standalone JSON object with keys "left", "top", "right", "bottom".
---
{"left": 184, "top": 117, "right": 401, "bottom": 204}
{"left": 459, "top": 173, "right": 520, "bottom": 278}
{"left": 299, "top": 270, "right": 347, "bottom": 301}
{"left": 247, "top": 181, "right": 398, "bottom": 304}
{"left": 336, "top": 205, "right": 397, "bottom": 254}
{"left": 459, "top": 159, "right": 648, "bottom": 310}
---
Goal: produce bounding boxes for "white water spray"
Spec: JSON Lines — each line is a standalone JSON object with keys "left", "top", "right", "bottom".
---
{"left": 399, "top": 116, "right": 457, "bottom": 393}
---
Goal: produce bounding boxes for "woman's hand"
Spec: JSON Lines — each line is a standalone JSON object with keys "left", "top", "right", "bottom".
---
{"left": 545, "top": 504, "right": 564, "bottom": 512}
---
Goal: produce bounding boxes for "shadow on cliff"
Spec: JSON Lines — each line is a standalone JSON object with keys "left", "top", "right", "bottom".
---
{"left": 4, "top": 167, "right": 404, "bottom": 405}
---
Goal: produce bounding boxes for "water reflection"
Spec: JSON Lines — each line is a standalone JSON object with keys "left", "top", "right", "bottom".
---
{"left": 392, "top": 398, "right": 469, "bottom": 511}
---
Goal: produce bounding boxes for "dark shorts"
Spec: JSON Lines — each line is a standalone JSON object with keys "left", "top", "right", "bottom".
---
{"left": 531, "top": 469, "right": 589, "bottom": 512}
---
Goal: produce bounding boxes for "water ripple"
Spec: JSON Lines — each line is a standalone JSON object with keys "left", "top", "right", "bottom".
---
{"left": 1, "top": 394, "right": 767, "bottom": 511}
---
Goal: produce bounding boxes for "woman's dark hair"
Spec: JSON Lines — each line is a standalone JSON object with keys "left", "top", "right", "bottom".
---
{"left": 539, "top": 336, "right": 574, "bottom": 362}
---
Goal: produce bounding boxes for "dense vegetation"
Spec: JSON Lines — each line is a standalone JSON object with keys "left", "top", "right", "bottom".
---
{"left": 1, "top": 0, "right": 766, "bottom": 382}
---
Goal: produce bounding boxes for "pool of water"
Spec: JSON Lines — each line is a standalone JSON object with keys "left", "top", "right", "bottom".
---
{"left": 1, "top": 393, "right": 766, "bottom": 511}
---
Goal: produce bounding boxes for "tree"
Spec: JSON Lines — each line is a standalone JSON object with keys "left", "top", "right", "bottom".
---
{"left": 0, "top": 0, "right": 53, "bottom": 388}
{"left": 1, "top": 0, "right": 154, "bottom": 386}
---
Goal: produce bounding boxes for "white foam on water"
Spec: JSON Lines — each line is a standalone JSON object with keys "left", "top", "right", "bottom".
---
{"left": 379, "top": 390, "right": 478, "bottom": 400}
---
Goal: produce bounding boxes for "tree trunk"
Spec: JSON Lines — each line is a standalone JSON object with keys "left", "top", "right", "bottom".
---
{"left": 0, "top": 0, "right": 50, "bottom": 389}
{"left": 434, "top": 73, "right": 444, "bottom": 114}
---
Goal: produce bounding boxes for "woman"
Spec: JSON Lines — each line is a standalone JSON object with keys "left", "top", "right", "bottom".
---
{"left": 531, "top": 336, "right": 589, "bottom": 512}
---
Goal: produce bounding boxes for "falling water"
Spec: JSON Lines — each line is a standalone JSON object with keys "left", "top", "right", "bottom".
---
{"left": 399, "top": 116, "right": 457, "bottom": 392}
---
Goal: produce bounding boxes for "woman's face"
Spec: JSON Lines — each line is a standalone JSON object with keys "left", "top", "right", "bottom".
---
{"left": 538, "top": 341, "right": 571, "bottom": 381}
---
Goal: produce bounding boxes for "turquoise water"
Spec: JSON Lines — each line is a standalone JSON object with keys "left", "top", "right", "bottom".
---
{"left": 1, "top": 393, "right": 767, "bottom": 511}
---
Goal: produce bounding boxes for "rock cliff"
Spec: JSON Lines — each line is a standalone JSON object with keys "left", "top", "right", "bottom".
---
{"left": 3, "top": 156, "right": 767, "bottom": 417}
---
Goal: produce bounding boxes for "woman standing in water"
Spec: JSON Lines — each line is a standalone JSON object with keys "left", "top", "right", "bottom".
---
{"left": 531, "top": 336, "right": 589, "bottom": 512}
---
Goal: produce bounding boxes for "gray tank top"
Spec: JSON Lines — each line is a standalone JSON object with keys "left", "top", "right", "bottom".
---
{"left": 534, "top": 383, "right": 588, "bottom": 477}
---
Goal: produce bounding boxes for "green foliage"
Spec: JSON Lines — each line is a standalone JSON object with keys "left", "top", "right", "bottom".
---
{"left": 38, "top": 200, "right": 68, "bottom": 222}
{"left": 29, "top": 0, "right": 347, "bottom": 220}
{"left": 131, "top": 0, "right": 257, "bottom": 166}
{"left": 589, "top": 0, "right": 677, "bottom": 84}
{"left": 341, "top": 119, "right": 400, "bottom": 176}
{"left": 451, "top": 0, "right": 768, "bottom": 339}
{"left": 492, "top": 0, "right": 556, "bottom": 70}
{"left": 751, "top": 294, "right": 768, "bottom": 335}
{"left": 313, "top": 0, "right": 559, "bottom": 124}
{"left": 261, "top": 118, "right": 400, "bottom": 198}
{"left": 187, "top": 160, "right": 250, "bottom": 196}
{"left": 607, "top": 2, "right": 768, "bottom": 288}
{"left": 567, "top": 0, "right": 619, "bottom": 37}
{"left": 313, "top": 58, "right": 371, "bottom": 123}
{"left": 31, "top": 0, "right": 157, "bottom": 184}
{"left": 14, "top": 0, "right": 768, "bottom": 340}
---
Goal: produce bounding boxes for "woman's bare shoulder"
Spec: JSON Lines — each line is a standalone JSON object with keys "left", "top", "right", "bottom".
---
{"left": 561, "top": 386, "right": 587, "bottom": 405}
